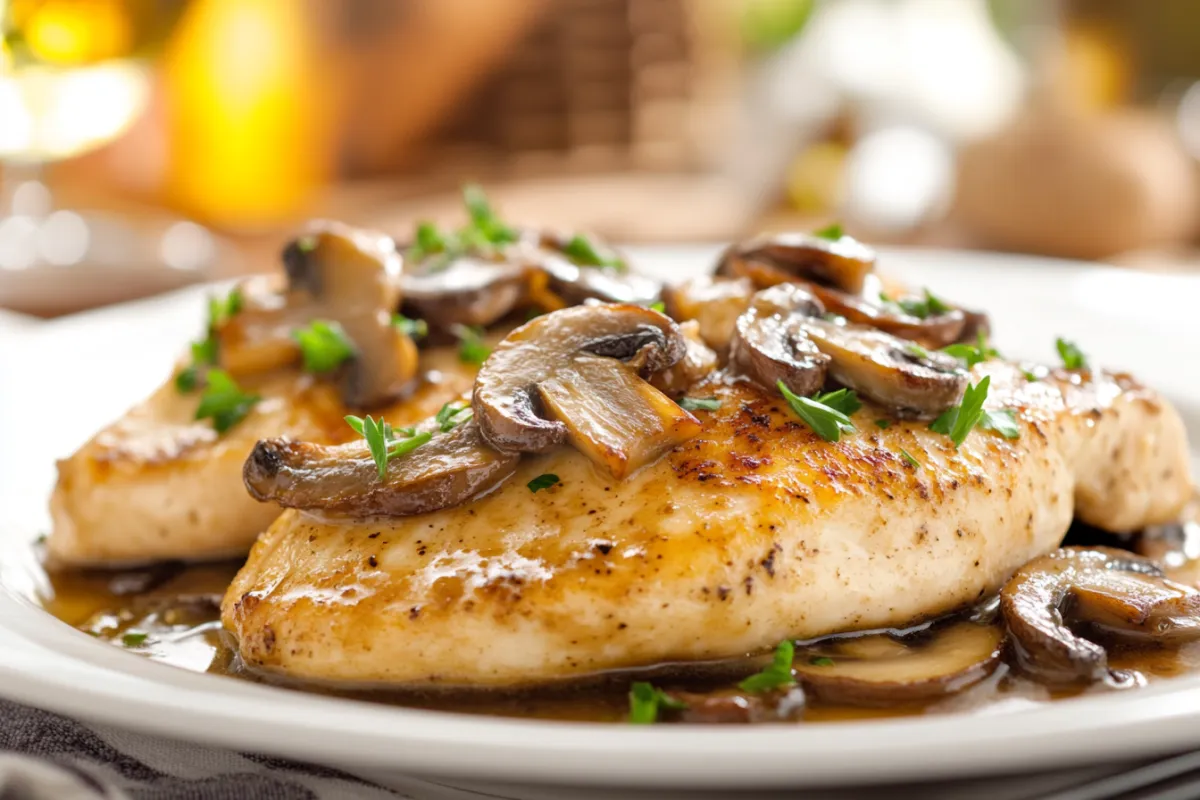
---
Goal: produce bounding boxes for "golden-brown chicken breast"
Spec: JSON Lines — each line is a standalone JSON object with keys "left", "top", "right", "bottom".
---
{"left": 48, "top": 348, "right": 477, "bottom": 567}
{"left": 222, "top": 362, "right": 1192, "bottom": 688}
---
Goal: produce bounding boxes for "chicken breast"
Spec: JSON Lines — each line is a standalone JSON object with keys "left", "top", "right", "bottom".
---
{"left": 222, "top": 363, "right": 1193, "bottom": 687}
{"left": 48, "top": 348, "right": 476, "bottom": 567}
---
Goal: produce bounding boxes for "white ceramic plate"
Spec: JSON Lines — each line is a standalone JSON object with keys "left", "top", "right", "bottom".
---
{"left": 2, "top": 247, "right": 1199, "bottom": 792}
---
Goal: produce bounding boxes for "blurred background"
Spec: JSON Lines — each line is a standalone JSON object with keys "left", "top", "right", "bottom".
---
{"left": 3, "top": 0, "right": 1200, "bottom": 316}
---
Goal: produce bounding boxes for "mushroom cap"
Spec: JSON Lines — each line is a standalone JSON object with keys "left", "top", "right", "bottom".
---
{"left": 717, "top": 232, "right": 877, "bottom": 294}
{"left": 729, "top": 284, "right": 830, "bottom": 396}
{"left": 472, "top": 303, "right": 691, "bottom": 456}
{"left": 401, "top": 255, "right": 532, "bottom": 330}
{"left": 1001, "top": 546, "right": 1200, "bottom": 685}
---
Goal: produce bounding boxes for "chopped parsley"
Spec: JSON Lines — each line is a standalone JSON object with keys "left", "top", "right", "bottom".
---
{"left": 809, "top": 656, "right": 835, "bottom": 667}
{"left": 561, "top": 234, "right": 624, "bottom": 271}
{"left": 527, "top": 474, "right": 560, "bottom": 493}
{"left": 194, "top": 369, "right": 260, "bottom": 434}
{"left": 648, "top": 301, "right": 666, "bottom": 314}
{"left": 941, "top": 332, "right": 1001, "bottom": 369}
{"left": 463, "top": 184, "right": 518, "bottom": 245}
{"left": 452, "top": 324, "right": 491, "bottom": 365}
{"left": 779, "top": 382, "right": 858, "bottom": 443}
{"left": 176, "top": 287, "right": 243, "bottom": 393}
{"left": 928, "top": 377, "right": 1018, "bottom": 447}
{"left": 874, "top": 418, "right": 892, "bottom": 429}
{"left": 904, "top": 341, "right": 932, "bottom": 361}
{"left": 295, "top": 235, "right": 317, "bottom": 253}
{"left": 393, "top": 314, "right": 429, "bottom": 339}
{"left": 812, "top": 387, "right": 862, "bottom": 416}
{"left": 292, "top": 320, "right": 355, "bottom": 373}
{"left": 628, "top": 682, "right": 687, "bottom": 724}
{"left": 812, "top": 222, "right": 844, "bottom": 240}
{"left": 1056, "top": 337, "right": 1088, "bottom": 370}
{"left": 121, "top": 632, "right": 149, "bottom": 648}
{"left": 680, "top": 397, "right": 721, "bottom": 412}
{"left": 435, "top": 402, "right": 473, "bottom": 432}
{"left": 345, "top": 414, "right": 431, "bottom": 479}
{"left": 738, "top": 640, "right": 797, "bottom": 693}
{"left": 899, "top": 447, "right": 921, "bottom": 469}
{"left": 884, "top": 288, "right": 952, "bottom": 320}
{"left": 979, "top": 408, "right": 1020, "bottom": 440}
{"left": 1022, "top": 367, "right": 1046, "bottom": 382}
{"left": 405, "top": 185, "right": 518, "bottom": 266}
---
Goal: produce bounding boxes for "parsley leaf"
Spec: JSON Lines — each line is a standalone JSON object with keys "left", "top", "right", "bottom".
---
{"left": 1056, "top": 337, "right": 1088, "bottom": 370}
{"left": 979, "top": 408, "right": 1020, "bottom": 440}
{"left": 346, "top": 414, "right": 431, "bottom": 479}
{"left": 812, "top": 222, "right": 844, "bottom": 240}
{"left": 680, "top": 397, "right": 721, "bottom": 412}
{"left": 648, "top": 301, "right": 666, "bottom": 313}
{"left": 293, "top": 320, "right": 356, "bottom": 373}
{"left": 121, "top": 632, "right": 149, "bottom": 647}
{"left": 528, "top": 474, "right": 560, "bottom": 493}
{"left": 195, "top": 369, "right": 260, "bottom": 434}
{"left": 393, "top": 314, "right": 429, "bottom": 339}
{"left": 408, "top": 221, "right": 448, "bottom": 261}
{"left": 176, "top": 287, "right": 242, "bottom": 394}
{"left": 809, "top": 656, "right": 835, "bottom": 667}
{"left": 942, "top": 332, "right": 1001, "bottom": 369}
{"left": 435, "top": 402, "right": 473, "bottom": 432}
{"left": 462, "top": 184, "right": 517, "bottom": 245}
{"left": 928, "top": 377, "right": 990, "bottom": 448}
{"left": 738, "top": 640, "right": 797, "bottom": 693}
{"left": 561, "top": 234, "right": 624, "bottom": 271}
{"left": 628, "top": 682, "right": 687, "bottom": 724}
{"left": 874, "top": 418, "right": 892, "bottom": 429}
{"left": 779, "top": 382, "right": 857, "bottom": 442}
{"left": 887, "top": 287, "right": 953, "bottom": 320}
{"left": 899, "top": 447, "right": 921, "bottom": 469}
{"left": 812, "top": 387, "right": 862, "bottom": 416}
{"left": 453, "top": 325, "right": 491, "bottom": 365}
{"left": 174, "top": 365, "right": 200, "bottom": 393}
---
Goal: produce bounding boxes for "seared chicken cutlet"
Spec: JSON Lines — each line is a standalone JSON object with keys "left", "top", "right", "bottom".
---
{"left": 224, "top": 359, "right": 1191, "bottom": 687}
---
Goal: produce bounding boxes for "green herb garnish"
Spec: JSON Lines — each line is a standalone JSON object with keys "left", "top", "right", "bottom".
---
{"left": 195, "top": 369, "right": 260, "bottom": 434}
{"left": 121, "top": 632, "right": 149, "bottom": 648}
{"left": 884, "top": 288, "right": 953, "bottom": 320}
{"left": 435, "top": 402, "right": 473, "bottom": 432}
{"left": 813, "top": 387, "right": 862, "bottom": 417}
{"left": 899, "top": 447, "right": 921, "bottom": 469}
{"left": 1056, "top": 337, "right": 1088, "bottom": 370}
{"left": 176, "top": 287, "right": 243, "bottom": 394}
{"left": 779, "top": 382, "right": 857, "bottom": 442}
{"left": 680, "top": 397, "right": 721, "bottom": 412}
{"left": 628, "top": 682, "right": 687, "bottom": 724}
{"left": 809, "top": 656, "right": 835, "bottom": 667}
{"left": 293, "top": 320, "right": 356, "bottom": 373}
{"left": 528, "top": 474, "right": 560, "bottom": 493}
{"left": 462, "top": 184, "right": 517, "bottom": 245}
{"left": 393, "top": 314, "right": 429, "bottom": 339}
{"left": 296, "top": 235, "right": 317, "bottom": 253}
{"left": 874, "top": 418, "right": 892, "bottom": 429}
{"left": 738, "top": 640, "right": 797, "bottom": 693}
{"left": 345, "top": 414, "right": 431, "bottom": 480}
{"left": 979, "top": 408, "right": 1020, "bottom": 440}
{"left": 942, "top": 332, "right": 1001, "bottom": 369}
{"left": 1022, "top": 367, "right": 1045, "bottom": 382}
{"left": 928, "top": 377, "right": 990, "bottom": 448}
{"left": 649, "top": 301, "right": 666, "bottom": 313}
{"left": 561, "top": 234, "right": 624, "bottom": 271}
{"left": 812, "top": 222, "right": 844, "bottom": 241}
{"left": 453, "top": 325, "right": 491, "bottom": 365}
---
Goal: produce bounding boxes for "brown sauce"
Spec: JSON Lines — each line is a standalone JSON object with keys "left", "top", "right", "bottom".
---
{"left": 32, "top": 516, "right": 1200, "bottom": 724}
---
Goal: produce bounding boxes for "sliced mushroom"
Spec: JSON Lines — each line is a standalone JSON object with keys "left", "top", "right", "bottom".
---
{"left": 729, "top": 284, "right": 830, "bottom": 396}
{"left": 662, "top": 276, "right": 756, "bottom": 353}
{"left": 807, "top": 285, "right": 967, "bottom": 349}
{"left": 672, "top": 687, "right": 807, "bottom": 724}
{"left": 536, "top": 232, "right": 662, "bottom": 307}
{"left": 472, "top": 304, "right": 701, "bottom": 477}
{"left": 244, "top": 419, "right": 519, "bottom": 517}
{"left": 793, "top": 622, "right": 1005, "bottom": 707}
{"left": 218, "top": 221, "right": 419, "bottom": 408}
{"left": 650, "top": 320, "right": 720, "bottom": 397}
{"left": 1001, "top": 547, "right": 1200, "bottom": 685}
{"left": 801, "top": 319, "right": 967, "bottom": 416}
{"left": 717, "top": 232, "right": 877, "bottom": 294}
{"left": 400, "top": 255, "right": 533, "bottom": 330}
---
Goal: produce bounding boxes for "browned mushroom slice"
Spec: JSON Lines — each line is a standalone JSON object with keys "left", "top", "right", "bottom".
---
{"left": 716, "top": 232, "right": 877, "bottom": 294}
{"left": 650, "top": 320, "right": 719, "bottom": 397}
{"left": 729, "top": 284, "right": 830, "bottom": 396}
{"left": 244, "top": 420, "right": 519, "bottom": 517}
{"left": 1001, "top": 547, "right": 1200, "bottom": 685}
{"left": 472, "top": 304, "right": 700, "bottom": 475}
{"left": 801, "top": 319, "right": 966, "bottom": 416}
{"left": 807, "top": 285, "right": 967, "bottom": 349}
{"left": 400, "top": 256, "right": 532, "bottom": 330}
{"left": 793, "top": 622, "right": 1005, "bottom": 707}
{"left": 535, "top": 232, "right": 662, "bottom": 307}
{"left": 661, "top": 276, "right": 755, "bottom": 353}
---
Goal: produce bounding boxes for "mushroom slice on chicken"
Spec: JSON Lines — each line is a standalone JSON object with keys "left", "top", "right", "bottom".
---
{"left": 400, "top": 255, "right": 533, "bottom": 330}
{"left": 472, "top": 303, "right": 701, "bottom": 477}
{"left": 717, "top": 232, "right": 877, "bottom": 294}
{"left": 808, "top": 285, "right": 968, "bottom": 349}
{"left": 535, "top": 231, "right": 662, "bottom": 307}
{"left": 1001, "top": 547, "right": 1200, "bottom": 685}
{"left": 650, "top": 320, "right": 720, "bottom": 397}
{"left": 801, "top": 320, "right": 967, "bottom": 417}
{"left": 729, "top": 284, "right": 830, "bottom": 396}
{"left": 219, "top": 221, "right": 420, "bottom": 408}
{"left": 794, "top": 622, "right": 1005, "bottom": 706}
{"left": 244, "top": 417, "right": 519, "bottom": 518}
